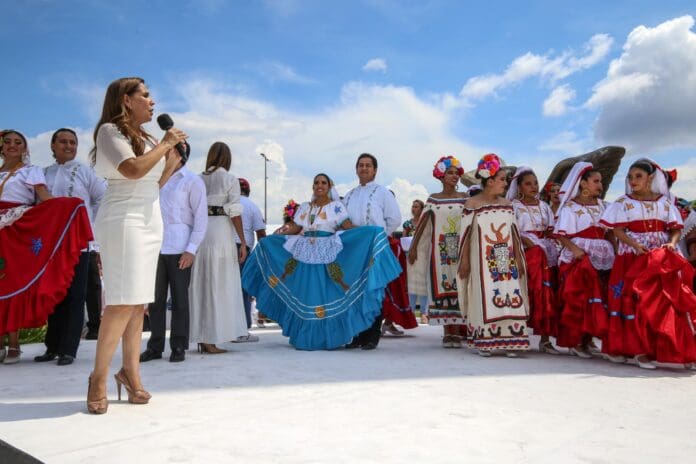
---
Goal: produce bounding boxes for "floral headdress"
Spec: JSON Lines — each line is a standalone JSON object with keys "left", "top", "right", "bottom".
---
{"left": 665, "top": 169, "right": 677, "bottom": 184}
{"left": 432, "top": 155, "right": 464, "bottom": 179}
{"left": 476, "top": 153, "right": 501, "bottom": 179}
{"left": 543, "top": 181, "right": 560, "bottom": 194}
{"left": 283, "top": 199, "right": 299, "bottom": 223}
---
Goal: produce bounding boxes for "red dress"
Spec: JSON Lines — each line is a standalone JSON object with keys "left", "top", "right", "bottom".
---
{"left": 381, "top": 237, "right": 418, "bottom": 329}
{"left": 0, "top": 165, "right": 93, "bottom": 334}
{"left": 512, "top": 200, "right": 559, "bottom": 337}
{"left": 554, "top": 200, "right": 614, "bottom": 348}
{"left": 600, "top": 195, "right": 695, "bottom": 362}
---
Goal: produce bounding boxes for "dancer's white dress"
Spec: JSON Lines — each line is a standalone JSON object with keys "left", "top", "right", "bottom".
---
{"left": 94, "top": 123, "right": 163, "bottom": 306}
{"left": 188, "top": 168, "right": 247, "bottom": 344}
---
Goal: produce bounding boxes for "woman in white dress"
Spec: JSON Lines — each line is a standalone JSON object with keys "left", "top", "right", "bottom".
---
{"left": 188, "top": 142, "right": 248, "bottom": 353}
{"left": 88, "top": 77, "right": 187, "bottom": 414}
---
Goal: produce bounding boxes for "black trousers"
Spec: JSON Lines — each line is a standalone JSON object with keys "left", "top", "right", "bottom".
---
{"left": 44, "top": 252, "right": 89, "bottom": 357}
{"left": 146, "top": 254, "right": 191, "bottom": 352}
{"left": 237, "top": 243, "right": 252, "bottom": 329}
{"left": 354, "top": 314, "right": 383, "bottom": 347}
{"left": 85, "top": 251, "right": 102, "bottom": 334}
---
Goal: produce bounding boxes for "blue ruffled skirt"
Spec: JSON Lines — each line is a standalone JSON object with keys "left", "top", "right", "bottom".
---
{"left": 242, "top": 226, "right": 402, "bottom": 350}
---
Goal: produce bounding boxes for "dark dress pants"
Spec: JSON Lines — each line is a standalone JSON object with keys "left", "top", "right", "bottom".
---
{"left": 237, "top": 243, "right": 252, "bottom": 329}
{"left": 44, "top": 252, "right": 90, "bottom": 357}
{"left": 85, "top": 251, "right": 102, "bottom": 334}
{"left": 146, "top": 254, "right": 191, "bottom": 353}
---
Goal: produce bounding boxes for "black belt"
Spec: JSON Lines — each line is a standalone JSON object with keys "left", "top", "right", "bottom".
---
{"left": 208, "top": 206, "right": 227, "bottom": 216}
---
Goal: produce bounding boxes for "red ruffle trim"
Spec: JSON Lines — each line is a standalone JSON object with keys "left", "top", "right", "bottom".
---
{"left": 381, "top": 237, "right": 418, "bottom": 329}
{"left": 525, "top": 245, "right": 559, "bottom": 337}
{"left": 556, "top": 257, "right": 608, "bottom": 347}
{"left": 628, "top": 248, "right": 696, "bottom": 363}
{"left": 0, "top": 198, "right": 93, "bottom": 333}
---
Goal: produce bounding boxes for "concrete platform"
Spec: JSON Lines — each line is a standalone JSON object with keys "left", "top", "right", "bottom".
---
{"left": 1, "top": 325, "right": 695, "bottom": 463}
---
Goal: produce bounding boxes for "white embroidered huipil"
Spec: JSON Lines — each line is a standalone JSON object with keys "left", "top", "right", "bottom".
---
{"left": 511, "top": 199, "right": 558, "bottom": 266}
{"left": 600, "top": 194, "right": 683, "bottom": 255}
{"left": 554, "top": 200, "right": 614, "bottom": 270}
{"left": 159, "top": 166, "right": 208, "bottom": 255}
{"left": 0, "top": 165, "right": 45, "bottom": 228}
{"left": 0, "top": 165, "right": 45, "bottom": 204}
{"left": 343, "top": 181, "right": 401, "bottom": 235}
{"left": 283, "top": 200, "right": 350, "bottom": 264}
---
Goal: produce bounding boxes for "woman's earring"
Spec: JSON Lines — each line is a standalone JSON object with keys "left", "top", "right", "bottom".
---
{"left": 581, "top": 189, "right": 591, "bottom": 197}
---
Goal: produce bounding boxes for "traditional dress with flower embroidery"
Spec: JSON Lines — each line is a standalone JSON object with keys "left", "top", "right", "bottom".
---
{"left": 512, "top": 199, "right": 559, "bottom": 337}
{"left": 242, "top": 200, "right": 401, "bottom": 350}
{"left": 411, "top": 196, "right": 468, "bottom": 326}
{"left": 456, "top": 204, "right": 530, "bottom": 352}
{"left": 554, "top": 199, "right": 614, "bottom": 348}
{"left": 0, "top": 165, "right": 92, "bottom": 334}
{"left": 600, "top": 195, "right": 696, "bottom": 362}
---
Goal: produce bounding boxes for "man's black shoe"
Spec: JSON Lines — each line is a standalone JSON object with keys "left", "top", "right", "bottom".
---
{"left": 345, "top": 339, "right": 361, "bottom": 349}
{"left": 84, "top": 331, "right": 99, "bottom": 340}
{"left": 57, "top": 354, "right": 74, "bottom": 365}
{"left": 169, "top": 348, "right": 185, "bottom": 363}
{"left": 34, "top": 351, "right": 58, "bottom": 362}
{"left": 139, "top": 349, "right": 162, "bottom": 362}
{"left": 361, "top": 342, "right": 378, "bottom": 350}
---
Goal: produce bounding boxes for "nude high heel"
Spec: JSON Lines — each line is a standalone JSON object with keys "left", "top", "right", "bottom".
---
{"left": 114, "top": 368, "right": 151, "bottom": 404}
{"left": 87, "top": 375, "right": 108, "bottom": 414}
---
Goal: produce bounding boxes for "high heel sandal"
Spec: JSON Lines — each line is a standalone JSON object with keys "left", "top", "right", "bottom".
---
{"left": 114, "top": 368, "right": 151, "bottom": 404}
{"left": 197, "top": 343, "right": 228, "bottom": 354}
{"left": 87, "top": 375, "right": 108, "bottom": 414}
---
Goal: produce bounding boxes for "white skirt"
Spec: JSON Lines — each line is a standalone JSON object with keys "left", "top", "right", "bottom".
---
{"left": 188, "top": 215, "right": 248, "bottom": 344}
{"left": 94, "top": 180, "right": 162, "bottom": 306}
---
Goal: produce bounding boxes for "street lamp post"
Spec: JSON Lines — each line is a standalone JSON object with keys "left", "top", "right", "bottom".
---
{"left": 259, "top": 153, "right": 270, "bottom": 223}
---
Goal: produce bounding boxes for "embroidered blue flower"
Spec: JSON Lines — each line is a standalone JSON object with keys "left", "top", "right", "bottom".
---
{"left": 610, "top": 280, "right": 624, "bottom": 299}
{"left": 334, "top": 205, "right": 343, "bottom": 214}
{"left": 31, "top": 238, "right": 43, "bottom": 256}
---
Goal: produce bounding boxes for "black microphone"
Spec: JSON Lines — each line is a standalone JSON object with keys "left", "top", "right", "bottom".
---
{"left": 156, "top": 113, "right": 189, "bottom": 164}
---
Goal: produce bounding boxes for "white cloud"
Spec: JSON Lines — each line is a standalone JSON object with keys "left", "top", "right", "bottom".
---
{"left": 587, "top": 15, "right": 696, "bottom": 153}
{"left": 543, "top": 84, "right": 576, "bottom": 116}
{"left": 255, "top": 61, "right": 317, "bottom": 85}
{"left": 156, "top": 79, "right": 483, "bottom": 224}
{"left": 538, "top": 131, "right": 588, "bottom": 155}
{"left": 387, "top": 177, "right": 429, "bottom": 219}
{"left": 363, "top": 58, "right": 388, "bottom": 73}
{"left": 460, "top": 33, "right": 613, "bottom": 102}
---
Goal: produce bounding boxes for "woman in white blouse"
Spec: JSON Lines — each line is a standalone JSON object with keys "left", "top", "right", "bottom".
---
{"left": 188, "top": 142, "right": 248, "bottom": 353}
{"left": 87, "top": 77, "right": 186, "bottom": 414}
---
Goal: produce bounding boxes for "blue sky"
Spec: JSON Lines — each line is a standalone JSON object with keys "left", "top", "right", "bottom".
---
{"left": 3, "top": 0, "right": 696, "bottom": 222}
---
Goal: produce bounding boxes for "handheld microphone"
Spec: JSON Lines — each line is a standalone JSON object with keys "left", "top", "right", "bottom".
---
{"left": 156, "top": 113, "right": 189, "bottom": 164}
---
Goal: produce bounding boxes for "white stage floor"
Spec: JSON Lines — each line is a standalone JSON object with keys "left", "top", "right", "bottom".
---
{"left": 2, "top": 325, "right": 695, "bottom": 463}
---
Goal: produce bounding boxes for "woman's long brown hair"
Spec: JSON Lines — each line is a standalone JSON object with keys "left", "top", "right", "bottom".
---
{"left": 90, "top": 77, "right": 154, "bottom": 165}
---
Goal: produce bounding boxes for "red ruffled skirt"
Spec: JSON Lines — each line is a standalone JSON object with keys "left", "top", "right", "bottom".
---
{"left": 525, "top": 245, "right": 559, "bottom": 337}
{"left": 604, "top": 253, "right": 644, "bottom": 356}
{"left": 381, "top": 237, "right": 418, "bottom": 329}
{"left": 0, "top": 198, "right": 93, "bottom": 334}
{"left": 622, "top": 249, "right": 696, "bottom": 363}
{"left": 556, "top": 256, "right": 608, "bottom": 347}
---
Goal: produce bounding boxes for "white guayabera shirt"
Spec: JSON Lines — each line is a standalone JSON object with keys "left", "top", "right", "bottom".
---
{"left": 343, "top": 181, "right": 401, "bottom": 236}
